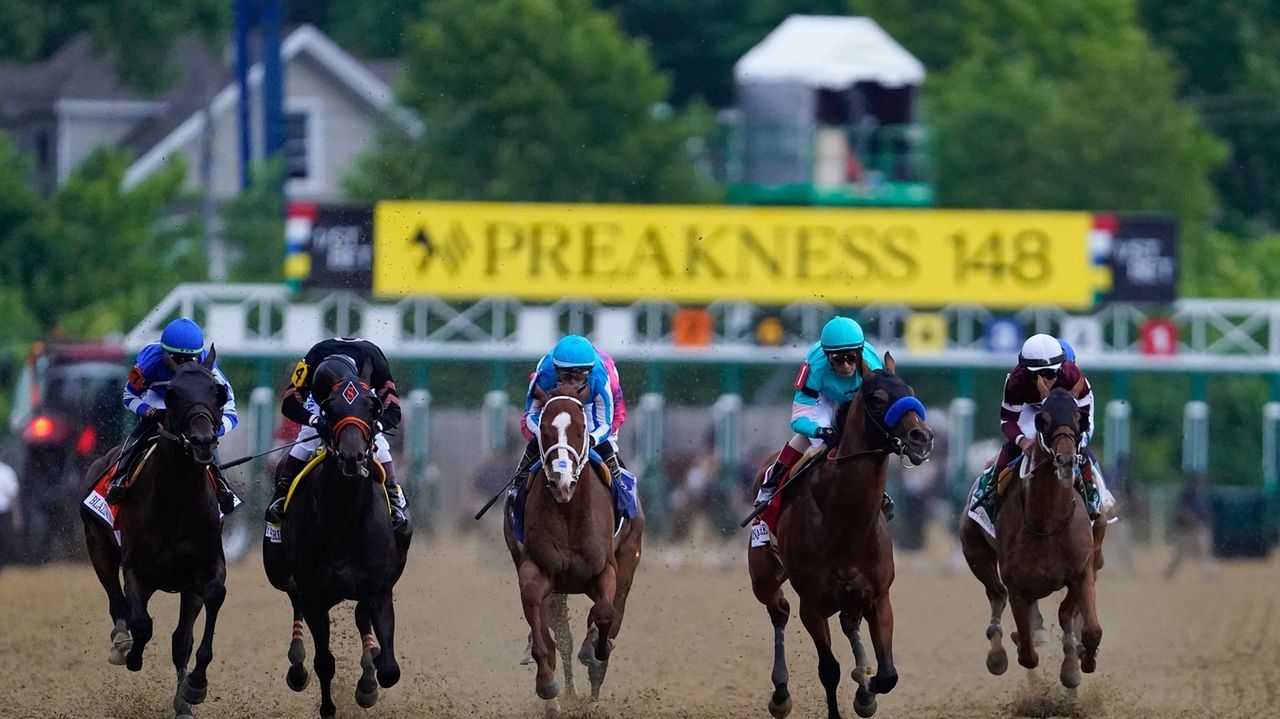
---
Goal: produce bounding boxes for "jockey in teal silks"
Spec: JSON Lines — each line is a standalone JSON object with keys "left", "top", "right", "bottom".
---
{"left": 752, "top": 316, "right": 896, "bottom": 520}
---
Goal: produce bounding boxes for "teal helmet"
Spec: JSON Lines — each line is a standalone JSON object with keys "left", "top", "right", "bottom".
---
{"left": 160, "top": 317, "right": 204, "bottom": 355}
{"left": 551, "top": 335, "right": 597, "bottom": 369}
{"left": 820, "top": 316, "right": 864, "bottom": 352}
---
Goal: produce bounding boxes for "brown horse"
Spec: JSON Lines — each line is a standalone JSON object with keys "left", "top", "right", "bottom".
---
{"left": 503, "top": 381, "right": 645, "bottom": 708}
{"left": 748, "top": 354, "right": 933, "bottom": 719}
{"left": 80, "top": 350, "right": 230, "bottom": 719}
{"left": 959, "top": 387, "right": 1103, "bottom": 689}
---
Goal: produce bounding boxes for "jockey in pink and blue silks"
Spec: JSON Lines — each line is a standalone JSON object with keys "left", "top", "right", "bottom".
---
{"left": 522, "top": 347, "right": 626, "bottom": 442}
{"left": 509, "top": 335, "right": 622, "bottom": 492}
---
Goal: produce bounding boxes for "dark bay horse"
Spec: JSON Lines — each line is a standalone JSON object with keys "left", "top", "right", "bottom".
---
{"left": 263, "top": 365, "right": 411, "bottom": 718}
{"left": 81, "top": 350, "right": 230, "bottom": 719}
{"left": 960, "top": 387, "right": 1103, "bottom": 689}
{"left": 748, "top": 354, "right": 933, "bottom": 719}
{"left": 503, "top": 381, "right": 645, "bottom": 710}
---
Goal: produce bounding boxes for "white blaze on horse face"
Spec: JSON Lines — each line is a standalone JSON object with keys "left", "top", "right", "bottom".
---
{"left": 549, "top": 411, "right": 576, "bottom": 501}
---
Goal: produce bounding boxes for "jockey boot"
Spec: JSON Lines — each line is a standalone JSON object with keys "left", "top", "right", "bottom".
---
{"left": 1078, "top": 458, "right": 1101, "bottom": 521}
{"left": 881, "top": 491, "right": 896, "bottom": 521}
{"left": 506, "top": 438, "right": 540, "bottom": 504}
{"left": 595, "top": 441, "right": 621, "bottom": 481}
{"left": 381, "top": 461, "right": 409, "bottom": 533}
{"left": 752, "top": 458, "right": 790, "bottom": 508}
{"left": 105, "top": 420, "right": 154, "bottom": 504}
{"left": 265, "top": 454, "right": 308, "bottom": 524}
{"left": 212, "top": 464, "right": 237, "bottom": 515}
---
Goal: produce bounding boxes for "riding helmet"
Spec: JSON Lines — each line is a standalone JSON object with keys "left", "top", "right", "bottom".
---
{"left": 160, "top": 317, "right": 204, "bottom": 356}
{"left": 551, "top": 335, "right": 597, "bottom": 369}
{"left": 1019, "top": 333, "right": 1066, "bottom": 371}
{"left": 819, "top": 316, "right": 865, "bottom": 352}
{"left": 311, "top": 354, "right": 360, "bottom": 401}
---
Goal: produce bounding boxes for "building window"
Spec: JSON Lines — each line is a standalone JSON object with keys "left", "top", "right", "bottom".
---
{"left": 285, "top": 110, "right": 309, "bottom": 180}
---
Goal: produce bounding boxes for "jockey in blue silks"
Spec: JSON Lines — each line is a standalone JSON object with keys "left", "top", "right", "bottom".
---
{"left": 508, "top": 335, "right": 618, "bottom": 494}
{"left": 751, "top": 315, "right": 896, "bottom": 520}
{"left": 106, "top": 317, "right": 240, "bottom": 514}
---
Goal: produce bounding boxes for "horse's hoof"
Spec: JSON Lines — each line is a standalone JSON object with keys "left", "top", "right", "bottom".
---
{"left": 985, "top": 624, "right": 1002, "bottom": 641}
{"left": 537, "top": 679, "right": 562, "bottom": 701}
{"left": 987, "top": 646, "right": 1009, "bottom": 675}
{"left": 768, "top": 683, "right": 793, "bottom": 718}
{"left": 868, "top": 672, "right": 897, "bottom": 695}
{"left": 320, "top": 700, "right": 337, "bottom": 719}
{"left": 179, "top": 675, "right": 208, "bottom": 705}
{"left": 287, "top": 638, "right": 306, "bottom": 665}
{"left": 126, "top": 655, "right": 143, "bottom": 672}
{"left": 286, "top": 663, "right": 310, "bottom": 692}
{"left": 108, "top": 623, "right": 132, "bottom": 666}
{"left": 1060, "top": 662, "right": 1081, "bottom": 689}
{"left": 376, "top": 663, "right": 401, "bottom": 689}
{"left": 1082, "top": 654, "right": 1097, "bottom": 674}
{"left": 1018, "top": 652, "right": 1039, "bottom": 670}
{"left": 544, "top": 697, "right": 561, "bottom": 718}
{"left": 854, "top": 687, "right": 878, "bottom": 718}
{"left": 355, "top": 679, "right": 379, "bottom": 708}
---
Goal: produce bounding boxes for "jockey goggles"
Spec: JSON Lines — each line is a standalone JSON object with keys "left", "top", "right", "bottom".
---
{"left": 824, "top": 349, "right": 861, "bottom": 367}
{"left": 1032, "top": 367, "right": 1060, "bottom": 380}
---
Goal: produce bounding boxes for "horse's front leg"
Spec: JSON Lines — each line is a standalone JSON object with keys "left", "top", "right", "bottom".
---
{"left": 519, "top": 562, "right": 559, "bottom": 700}
{"left": 1076, "top": 568, "right": 1102, "bottom": 674}
{"left": 285, "top": 592, "right": 310, "bottom": 692}
{"left": 865, "top": 592, "right": 898, "bottom": 696}
{"left": 1008, "top": 593, "right": 1040, "bottom": 670}
{"left": 1057, "top": 589, "right": 1082, "bottom": 689}
{"left": 548, "top": 594, "right": 576, "bottom": 699}
{"left": 122, "top": 569, "right": 156, "bottom": 672}
{"left": 179, "top": 566, "right": 227, "bottom": 708}
{"left": 367, "top": 590, "right": 401, "bottom": 689}
{"left": 840, "top": 611, "right": 877, "bottom": 718}
{"left": 301, "top": 602, "right": 337, "bottom": 718}
{"left": 170, "top": 590, "right": 203, "bottom": 718}
{"left": 798, "top": 601, "right": 842, "bottom": 719}
{"left": 580, "top": 561, "right": 617, "bottom": 701}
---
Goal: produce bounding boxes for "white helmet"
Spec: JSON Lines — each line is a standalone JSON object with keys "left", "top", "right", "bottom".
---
{"left": 1019, "top": 333, "right": 1065, "bottom": 372}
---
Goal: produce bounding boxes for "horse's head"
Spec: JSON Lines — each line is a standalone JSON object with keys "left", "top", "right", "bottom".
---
{"left": 852, "top": 352, "right": 934, "bottom": 465}
{"left": 161, "top": 346, "right": 228, "bottom": 466}
{"left": 533, "top": 381, "right": 590, "bottom": 504}
{"left": 1035, "top": 387, "right": 1082, "bottom": 487}
{"left": 317, "top": 361, "right": 383, "bottom": 478}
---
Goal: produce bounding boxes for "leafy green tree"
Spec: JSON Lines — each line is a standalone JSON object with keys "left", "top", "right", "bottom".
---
{"left": 222, "top": 160, "right": 285, "bottom": 283}
{"left": 0, "top": 134, "right": 43, "bottom": 345}
{"left": 18, "top": 149, "right": 204, "bottom": 337}
{"left": 0, "top": 0, "right": 226, "bottom": 94}
{"left": 284, "top": 0, "right": 428, "bottom": 58}
{"left": 599, "top": 0, "right": 848, "bottom": 108}
{"left": 348, "top": 0, "right": 719, "bottom": 203}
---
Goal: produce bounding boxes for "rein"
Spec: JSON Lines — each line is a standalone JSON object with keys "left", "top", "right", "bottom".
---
{"left": 1019, "top": 426, "right": 1081, "bottom": 537}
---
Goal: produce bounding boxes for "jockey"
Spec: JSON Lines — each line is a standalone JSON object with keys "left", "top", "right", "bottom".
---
{"left": 265, "top": 338, "right": 408, "bottom": 532}
{"left": 509, "top": 335, "right": 618, "bottom": 492}
{"left": 991, "top": 333, "right": 1100, "bottom": 518}
{"left": 520, "top": 344, "right": 627, "bottom": 456}
{"left": 105, "top": 317, "right": 239, "bottom": 514}
{"left": 752, "top": 316, "right": 896, "bottom": 520}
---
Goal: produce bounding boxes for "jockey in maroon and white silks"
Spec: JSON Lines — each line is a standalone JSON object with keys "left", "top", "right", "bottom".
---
{"left": 992, "top": 334, "right": 1097, "bottom": 487}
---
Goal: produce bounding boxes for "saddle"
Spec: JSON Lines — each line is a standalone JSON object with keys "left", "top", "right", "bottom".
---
{"left": 509, "top": 455, "right": 636, "bottom": 543}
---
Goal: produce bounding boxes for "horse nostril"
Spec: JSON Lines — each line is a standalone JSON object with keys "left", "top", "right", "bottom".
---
{"left": 908, "top": 428, "right": 929, "bottom": 445}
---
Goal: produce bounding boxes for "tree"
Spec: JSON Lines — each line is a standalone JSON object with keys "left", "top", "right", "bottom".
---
{"left": 16, "top": 149, "right": 205, "bottom": 337}
{"left": 348, "top": 0, "right": 719, "bottom": 204}
{"left": 0, "top": 0, "right": 226, "bottom": 94}
{"left": 0, "top": 134, "right": 42, "bottom": 345}
{"left": 221, "top": 161, "right": 285, "bottom": 283}
{"left": 284, "top": 0, "right": 428, "bottom": 58}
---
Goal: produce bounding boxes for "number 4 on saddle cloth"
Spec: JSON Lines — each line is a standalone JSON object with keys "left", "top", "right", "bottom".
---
{"left": 965, "top": 453, "right": 1111, "bottom": 539}
{"left": 507, "top": 450, "right": 639, "bottom": 543}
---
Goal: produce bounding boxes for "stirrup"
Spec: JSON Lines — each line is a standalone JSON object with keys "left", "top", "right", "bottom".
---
{"left": 264, "top": 497, "right": 285, "bottom": 523}
{"left": 753, "top": 485, "right": 777, "bottom": 507}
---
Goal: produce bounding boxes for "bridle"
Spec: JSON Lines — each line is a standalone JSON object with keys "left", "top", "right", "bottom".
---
{"left": 538, "top": 394, "right": 589, "bottom": 481}
{"left": 320, "top": 381, "right": 381, "bottom": 460}
{"left": 831, "top": 391, "right": 928, "bottom": 468}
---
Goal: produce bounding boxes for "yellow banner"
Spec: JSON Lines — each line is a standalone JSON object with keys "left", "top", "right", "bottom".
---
{"left": 374, "top": 202, "right": 1108, "bottom": 309}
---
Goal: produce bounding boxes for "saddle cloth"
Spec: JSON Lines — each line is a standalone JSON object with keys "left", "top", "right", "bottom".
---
{"left": 749, "top": 443, "right": 830, "bottom": 548}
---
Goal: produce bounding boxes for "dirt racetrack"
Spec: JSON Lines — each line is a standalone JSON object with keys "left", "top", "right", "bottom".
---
{"left": 3, "top": 530, "right": 1278, "bottom": 719}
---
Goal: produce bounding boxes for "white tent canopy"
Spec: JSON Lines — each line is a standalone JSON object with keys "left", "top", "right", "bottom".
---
{"left": 734, "top": 15, "right": 925, "bottom": 90}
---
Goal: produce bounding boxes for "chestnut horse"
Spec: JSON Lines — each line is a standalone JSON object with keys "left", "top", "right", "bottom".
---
{"left": 748, "top": 354, "right": 933, "bottom": 719}
{"left": 959, "top": 387, "right": 1103, "bottom": 689}
{"left": 503, "top": 381, "right": 645, "bottom": 708}
{"left": 81, "top": 350, "right": 230, "bottom": 719}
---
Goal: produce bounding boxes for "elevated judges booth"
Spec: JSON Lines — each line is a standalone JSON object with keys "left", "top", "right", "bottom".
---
{"left": 728, "top": 15, "right": 933, "bottom": 207}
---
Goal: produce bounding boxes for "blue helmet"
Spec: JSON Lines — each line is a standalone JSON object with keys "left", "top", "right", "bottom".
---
{"left": 160, "top": 317, "right": 204, "bottom": 356}
{"left": 551, "top": 335, "right": 597, "bottom": 369}
{"left": 820, "top": 316, "right": 864, "bottom": 352}
{"left": 1057, "top": 337, "right": 1076, "bottom": 363}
